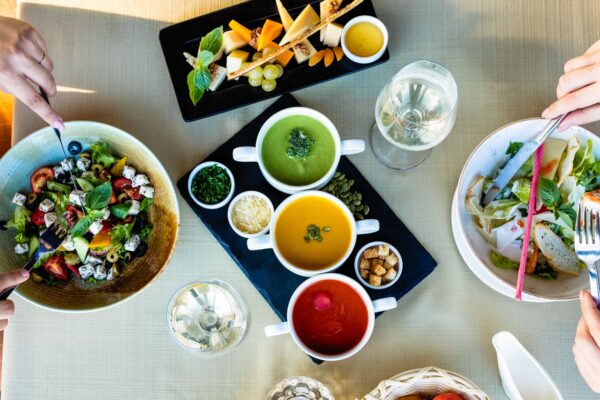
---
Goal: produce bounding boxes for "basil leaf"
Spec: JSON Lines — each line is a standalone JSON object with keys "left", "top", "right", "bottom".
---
{"left": 197, "top": 50, "right": 214, "bottom": 68}
{"left": 557, "top": 204, "right": 577, "bottom": 229}
{"left": 195, "top": 66, "right": 212, "bottom": 90}
{"left": 506, "top": 142, "right": 524, "bottom": 157}
{"left": 71, "top": 216, "right": 92, "bottom": 237}
{"left": 140, "top": 198, "right": 153, "bottom": 212}
{"left": 85, "top": 183, "right": 113, "bottom": 210}
{"left": 187, "top": 69, "right": 205, "bottom": 106}
{"left": 47, "top": 181, "right": 71, "bottom": 193}
{"left": 110, "top": 203, "right": 131, "bottom": 219}
{"left": 539, "top": 178, "right": 560, "bottom": 209}
{"left": 199, "top": 26, "right": 223, "bottom": 55}
{"left": 88, "top": 209, "right": 105, "bottom": 220}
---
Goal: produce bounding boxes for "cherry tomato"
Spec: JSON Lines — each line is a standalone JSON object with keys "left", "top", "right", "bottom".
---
{"left": 433, "top": 393, "right": 465, "bottom": 400}
{"left": 100, "top": 220, "right": 113, "bottom": 234}
{"left": 112, "top": 177, "right": 132, "bottom": 191}
{"left": 30, "top": 167, "right": 54, "bottom": 194}
{"left": 109, "top": 191, "right": 117, "bottom": 205}
{"left": 65, "top": 263, "right": 80, "bottom": 277}
{"left": 123, "top": 187, "right": 143, "bottom": 200}
{"left": 64, "top": 205, "right": 84, "bottom": 227}
{"left": 31, "top": 209, "right": 46, "bottom": 226}
{"left": 43, "top": 255, "right": 68, "bottom": 280}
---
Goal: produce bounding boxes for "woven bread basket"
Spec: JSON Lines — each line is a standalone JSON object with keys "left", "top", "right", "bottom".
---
{"left": 361, "top": 366, "right": 489, "bottom": 400}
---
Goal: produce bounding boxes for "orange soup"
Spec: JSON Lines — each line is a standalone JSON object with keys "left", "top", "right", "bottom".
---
{"left": 274, "top": 195, "right": 352, "bottom": 270}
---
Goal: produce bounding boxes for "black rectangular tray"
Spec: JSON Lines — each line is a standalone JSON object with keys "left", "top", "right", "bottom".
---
{"left": 160, "top": 0, "right": 390, "bottom": 121}
{"left": 177, "top": 95, "right": 438, "bottom": 363}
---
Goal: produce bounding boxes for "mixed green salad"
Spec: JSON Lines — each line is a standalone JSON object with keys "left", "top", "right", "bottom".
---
{"left": 466, "top": 135, "right": 599, "bottom": 279}
{"left": 5, "top": 142, "right": 154, "bottom": 286}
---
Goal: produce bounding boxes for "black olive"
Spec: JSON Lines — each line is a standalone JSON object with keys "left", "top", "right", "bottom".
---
{"left": 132, "top": 242, "right": 148, "bottom": 258}
{"left": 67, "top": 141, "right": 83, "bottom": 155}
{"left": 131, "top": 217, "right": 146, "bottom": 234}
{"left": 56, "top": 172, "right": 69, "bottom": 184}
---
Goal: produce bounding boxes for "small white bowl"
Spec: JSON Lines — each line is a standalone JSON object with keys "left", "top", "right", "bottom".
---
{"left": 341, "top": 16, "right": 389, "bottom": 64}
{"left": 354, "top": 241, "right": 403, "bottom": 290}
{"left": 187, "top": 161, "right": 235, "bottom": 210}
{"left": 227, "top": 191, "right": 274, "bottom": 238}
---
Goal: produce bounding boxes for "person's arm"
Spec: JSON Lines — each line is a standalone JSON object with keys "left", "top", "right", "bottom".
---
{"left": 573, "top": 291, "right": 600, "bottom": 393}
{"left": 0, "top": 269, "right": 29, "bottom": 331}
{"left": 0, "top": 16, "right": 63, "bottom": 130}
{"left": 543, "top": 39, "right": 600, "bottom": 130}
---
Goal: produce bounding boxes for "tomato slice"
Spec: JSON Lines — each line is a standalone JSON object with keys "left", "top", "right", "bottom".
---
{"left": 112, "top": 177, "right": 132, "bottom": 191}
{"left": 65, "top": 263, "right": 80, "bottom": 277}
{"left": 100, "top": 220, "right": 113, "bottom": 234}
{"left": 109, "top": 191, "right": 117, "bottom": 205}
{"left": 31, "top": 209, "right": 46, "bottom": 226}
{"left": 64, "top": 205, "right": 84, "bottom": 227}
{"left": 30, "top": 167, "right": 54, "bottom": 194}
{"left": 43, "top": 255, "right": 68, "bottom": 280}
{"left": 123, "top": 187, "right": 143, "bottom": 200}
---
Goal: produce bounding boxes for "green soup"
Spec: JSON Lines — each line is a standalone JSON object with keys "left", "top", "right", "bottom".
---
{"left": 261, "top": 115, "right": 336, "bottom": 186}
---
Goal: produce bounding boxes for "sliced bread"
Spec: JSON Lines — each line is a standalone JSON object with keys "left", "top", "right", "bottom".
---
{"left": 533, "top": 223, "right": 580, "bottom": 276}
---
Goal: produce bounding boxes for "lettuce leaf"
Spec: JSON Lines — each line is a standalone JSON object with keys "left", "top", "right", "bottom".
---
{"left": 511, "top": 178, "right": 531, "bottom": 204}
{"left": 90, "top": 142, "right": 117, "bottom": 167}
{"left": 490, "top": 250, "right": 519, "bottom": 270}
{"left": 6, "top": 206, "right": 31, "bottom": 234}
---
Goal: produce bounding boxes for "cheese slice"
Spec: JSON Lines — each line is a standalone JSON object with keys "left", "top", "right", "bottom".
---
{"left": 276, "top": 0, "right": 294, "bottom": 31}
{"left": 292, "top": 40, "right": 317, "bottom": 64}
{"left": 322, "top": 22, "right": 343, "bottom": 47}
{"left": 278, "top": 5, "right": 319, "bottom": 46}
{"left": 226, "top": 49, "right": 249, "bottom": 76}
{"left": 319, "top": 0, "right": 342, "bottom": 41}
{"left": 223, "top": 30, "right": 246, "bottom": 54}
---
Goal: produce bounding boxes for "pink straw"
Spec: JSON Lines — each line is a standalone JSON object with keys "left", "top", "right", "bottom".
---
{"left": 515, "top": 144, "right": 545, "bottom": 300}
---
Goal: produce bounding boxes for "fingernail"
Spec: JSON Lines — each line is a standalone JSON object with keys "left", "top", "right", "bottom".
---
{"left": 52, "top": 118, "right": 65, "bottom": 132}
{"left": 558, "top": 122, "right": 572, "bottom": 131}
{"left": 21, "top": 269, "right": 29, "bottom": 279}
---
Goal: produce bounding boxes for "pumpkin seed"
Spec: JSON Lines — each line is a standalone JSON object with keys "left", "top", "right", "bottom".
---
{"left": 323, "top": 226, "right": 331, "bottom": 232}
{"left": 356, "top": 213, "right": 364, "bottom": 220}
{"left": 363, "top": 205, "right": 370, "bottom": 215}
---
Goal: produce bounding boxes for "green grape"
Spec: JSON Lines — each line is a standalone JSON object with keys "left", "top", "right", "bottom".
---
{"left": 263, "top": 64, "right": 279, "bottom": 80}
{"left": 241, "top": 62, "right": 252, "bottom": 77}
{"left": 252, "top": 52, "right": 263, "bottom": 61}
{"left": 248, "top": 67, "right": 263, "bottom": 80}
{"left": 274, "top": 64, "right": 284, "bottom": 78}
{"left": 262, "top": 47, "right": 276, "bottom": 63}
{"left": 261, "top": 79, "right": 277, "bottom": 92}
{"left": 249, "top": 76, "right": 263, "bottom": 87}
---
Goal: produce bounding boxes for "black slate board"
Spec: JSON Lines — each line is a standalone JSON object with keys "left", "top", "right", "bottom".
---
{"left": 159, "top": 0, "right": 389, "bottom": 121}
{"left": 177, "top": 94, "right": 437, "bottom": 362}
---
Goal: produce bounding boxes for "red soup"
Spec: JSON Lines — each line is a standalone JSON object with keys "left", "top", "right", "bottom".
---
{"left": 292, "top": 279, "right": 369, "bottom": 355}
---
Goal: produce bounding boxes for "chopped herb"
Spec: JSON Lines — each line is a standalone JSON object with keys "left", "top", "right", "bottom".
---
{"left": 506, "top": 142, "right": 524, "bottom": 157}
{"left": 287, "top": 128, "right": 314, "bottom": 159}
{"left": 191, "top": 165, "right": 231, "bottom": 204}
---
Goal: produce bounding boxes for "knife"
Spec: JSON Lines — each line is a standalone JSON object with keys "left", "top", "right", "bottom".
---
{"left": 481, "top": 114, "right": 568, "bottom": 207}
{"left": 39, "top": 89, "right": 87, "bottom": 216}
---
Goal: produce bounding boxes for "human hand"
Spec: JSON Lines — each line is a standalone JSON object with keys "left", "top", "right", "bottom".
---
{"left": 573, "top": 290, "right": 600, "bottom": 393}
{"left": 0, "top": 269, "right": 29, "bottom": 332}
{"left": 0, "top": 16, "right": 63, "bottom": 131}
{"left": 543, "top": 39, "right": 600, "bottom": 131}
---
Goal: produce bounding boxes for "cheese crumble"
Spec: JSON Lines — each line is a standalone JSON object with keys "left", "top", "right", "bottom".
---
{"left": 231, "top": 195, "right": 271, "bottom": 234}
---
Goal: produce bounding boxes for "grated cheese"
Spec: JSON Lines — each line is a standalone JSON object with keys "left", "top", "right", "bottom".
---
{"left": 231, "top": 195, "right": 271, "bottom": 234}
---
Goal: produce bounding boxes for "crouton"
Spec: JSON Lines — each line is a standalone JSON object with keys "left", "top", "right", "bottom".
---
{"left": 369, "top": 274, "right": 382, "bottom": 286}
{"left": 378, "top": 244, "right": 390, "bottom": 257}
{"left": 359, "top": 258, "right": 370, "bottom": 270}
{"left": 385, "top": 252, "right": 398, "bottom": 267}
{"left": 372, "top": 264, "right": 386, "bottom": 276}
{"left": 363, "top": 247, "right": 379, "bottom": 259}
{"left": 383, "top": 267, "right": 397, "bottom": 282}
{"left": 359, "top": 268, "right": 370, "bottom": 279}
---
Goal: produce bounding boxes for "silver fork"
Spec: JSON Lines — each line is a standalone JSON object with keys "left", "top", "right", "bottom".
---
{"left": 574, "top": 203, "right": 600, "bottom": 307}
{"left": 0, "top": 223, "right": 68, "bottom": 300}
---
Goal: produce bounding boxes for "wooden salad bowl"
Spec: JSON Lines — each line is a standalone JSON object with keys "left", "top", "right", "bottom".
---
{"left": 0, "top": 121, "right": 180, "bottom": 312}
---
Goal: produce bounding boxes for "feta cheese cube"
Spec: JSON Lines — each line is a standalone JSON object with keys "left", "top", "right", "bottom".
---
{"left": 101, "top": 208, "right": 110, "bottom": 220}
{"left": 124, "top": 235, "right": 140, "bottom": 252}
{"left": 44, "top": 212, "right": 57, "bottom": 227}
{"left": 61, "top": 158, "right": 74, "bottom": 172}
{"left": 14, "top": 243, "right": 28, "bottom": 255}
{"left": 131, "top": 174, "right": 150, "bottom": 188}
{"left": 53, "top": 166, "right": 64, "bottom": 179}
{"left": 62, "top": 235, "right": 76, "bottom": 251}
{"left": 86, "top": 255, "right": 102, "bottom": 265}
{"left": 79, "top": 264, "right": 95, "bottom": 279}
{"left": 69, "top": 190, "right": 87, "bottom": 206}
{"left": 127, "top": 200, "right": 140, "bottom": 215}
{"left": 39, "top": 198, "right": 55, "bottom": 212}
{"left": 122, "top": 165, "right": 136, "bottom": 180}
{"left": 12, "top": 193, "right": 26, "bottom": 206}
{"left": 139, "top": 186, "right": 154, "bottom": 199}
{"left": 106, "top": 267, "right": 115, "bottom": 281}
{"left": 93, "top": 265, "right": 107, "bottom": 280}
{"left": 89, "top": 220, "right": 103, "bottom": 235}
{"left": 76, "top": 157, "right": 91, "bottom": 171}
{"left": 208, "top": 64, "right": 227, "bottom": 92}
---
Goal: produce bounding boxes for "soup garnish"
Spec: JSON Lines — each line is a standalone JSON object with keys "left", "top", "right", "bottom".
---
{"left": 287, "top": 128, "right": 315, "bottom": 159}
{"left": 304, "top": 224, "right": 331, "bottom": 243}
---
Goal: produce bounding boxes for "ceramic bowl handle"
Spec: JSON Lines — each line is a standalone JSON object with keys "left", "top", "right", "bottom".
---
{"left": 247, "top": 235, "right": 273, "bottom": 251}
{"left": 233, "top": 147, "right": 258, "bottom": 162}
{"left": 372, "top": 297, "right": 397, "bottom": 313}
{"left": 356, "top": 219, "right": 380, "bottom": 235}
{"left": 265, "top": 322, "right": 289, "bottom": 337}
{"left": 340, "top": 140, "right": 365, "bottom": 155}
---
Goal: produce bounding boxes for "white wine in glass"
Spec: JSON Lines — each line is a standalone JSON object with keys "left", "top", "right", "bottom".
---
{"left": 370, "top": 60, "right": 458, "bottom": 170}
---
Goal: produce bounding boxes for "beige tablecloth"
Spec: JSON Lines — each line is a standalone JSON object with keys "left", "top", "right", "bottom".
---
{"left": 5, "top": 0, "right": 600, "bottom": 398}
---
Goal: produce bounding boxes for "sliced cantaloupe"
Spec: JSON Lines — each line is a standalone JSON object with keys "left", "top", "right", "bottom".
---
{"left": 309, "top": 49, "right": 326, "bottom": 66}
{"left": 276, "top": 0, "right": 294, "bottom": 31}
{"left": 333, "top": 46, "right": 344, "bottom": 61}
{"left": 324, "top": 48, "right": 334, "bottom": 67}
{"left": 229, "top": 20, "right": 252, "bottom": 44}
{"left": 257, "top": 19, "right": 284, "bottom": 51}
{"left": 89, "top": 232, "right": 111, "bottom": 250}
{"left": 279, "top": 5, "right": 320, "bottom": 46}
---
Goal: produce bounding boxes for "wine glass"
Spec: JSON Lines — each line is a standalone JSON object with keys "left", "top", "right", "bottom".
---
{"left": 370, "top": 60, "right": 458, "bottom": 170}
{"left": 166, "top": 279, "right": 248, "bottom": 356}
{"left": 266, "top": 376, "right": 334, "bottom": 400}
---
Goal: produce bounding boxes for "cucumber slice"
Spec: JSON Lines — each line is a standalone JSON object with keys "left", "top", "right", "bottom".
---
{"left": 76, "top": 178, "right": 95, "bottom": 192}
{"left": 73, "top": 236, "right": 89, "bottom": 262}
{"left": 28, "top": 236, "right": 39, "bottom": 258}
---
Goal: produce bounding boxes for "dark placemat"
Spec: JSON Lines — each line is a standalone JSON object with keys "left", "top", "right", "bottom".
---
{"left": 177, "top": 94, "right": 437, "bottom": 362}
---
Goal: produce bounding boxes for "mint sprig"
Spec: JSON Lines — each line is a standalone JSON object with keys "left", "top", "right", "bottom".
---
{"left": 187, "top": 26, "right": 223, "bottom": 106}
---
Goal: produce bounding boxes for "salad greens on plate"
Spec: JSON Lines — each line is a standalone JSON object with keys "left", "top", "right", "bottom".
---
{"left": 466, "top": 135, "right": 600, "bottom": 279}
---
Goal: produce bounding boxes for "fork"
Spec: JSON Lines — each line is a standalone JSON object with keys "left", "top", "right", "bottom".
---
{"left": 574, "top": 203, "right": 600, "bottom": 307}
{"left": 0, "top": 223, "right": 68, "bottom": 300}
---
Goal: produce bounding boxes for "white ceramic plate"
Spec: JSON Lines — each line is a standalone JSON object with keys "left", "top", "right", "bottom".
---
{"left": 455, "top": 118, "right": 592, "bottom": 302}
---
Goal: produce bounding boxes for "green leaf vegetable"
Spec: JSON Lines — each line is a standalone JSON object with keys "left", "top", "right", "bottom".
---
{"left": 71, "top": 216, "right": 93, "bottom": 237}
{"left": 6, "top": 206, "right": 31, "bottom": 234}
{"left": 191, "top": 164, "right": 231, "bottom": 204}
{"left": 90, "top": 142, "right": 117, "bottom": 167}
{"left": 506, "top": 142, "right": 524, "bottom": 157}
{"left": 140, "top": 198, "right": 153, "bottom": 212}
{"left": 85, "top": 183, "right": 113, "bottom": 210}
{"left": 186, "top": 26, "right": 223, "bottom": 106}
{"left": 109, "top": 223, "right": 134, "bottom": 244}
{"left": 47, "top": 181, "right": 71, "bottom": 193}
{"left": 489, "top": 251, "right": 519, "bottom": 270}
{"left": 110, "top": 203, "right": 132, "bottom": 219}
{"left": 287, "top": 128, "right": 315, "bottom": 159}
{"left": 539, "top": 178, "right": 561, "bottom": 210}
